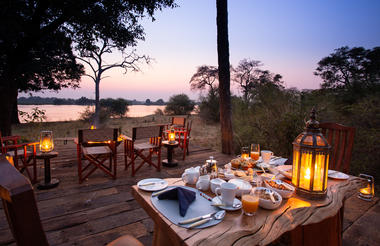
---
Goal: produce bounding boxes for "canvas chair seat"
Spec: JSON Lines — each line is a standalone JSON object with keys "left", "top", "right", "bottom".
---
{"left": 82, "top": 146, "right": 112, "bottom": 155}
{"left": 124, "top": 125, "right": 163, "bottom": 176}
{"left": 134, "top": 142, "right": 159, "bottom": 151}
{"left": 76, "top": 128, "right": 118, "bottom": 183}
{"left": 7, "top": 149, "right": 34, "bottom": 157}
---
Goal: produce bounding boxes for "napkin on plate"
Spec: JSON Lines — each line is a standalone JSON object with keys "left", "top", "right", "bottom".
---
{"left": 158, "top": 187, "right": 196, "bottom": 216}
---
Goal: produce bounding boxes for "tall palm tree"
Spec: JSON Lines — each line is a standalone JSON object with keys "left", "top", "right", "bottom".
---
{"left": 216, "top": 0, "right": 233, "bottom": 154}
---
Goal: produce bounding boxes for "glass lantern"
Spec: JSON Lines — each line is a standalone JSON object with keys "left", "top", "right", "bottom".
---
{"left": 292, "top": 108, "right": 331, "bottom": 199}
{"left": 358, "top": 174, "right": 374, "bottom": 201}
{"left": 40, "top": 131, "right": 54, "bottom": 153}
{"left": 168, "top": 127, "right": 176, "bottom": 144}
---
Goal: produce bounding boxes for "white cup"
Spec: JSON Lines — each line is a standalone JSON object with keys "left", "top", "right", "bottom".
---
{"left": 261, "top": 150, "right": 273, "bottom": 164}
{"left": 210, "top": 178, "right": 226, "bottom": 194}
{"left": 215, "top": 182, "right": 237, "bottom": 207}
{"left": 196, "top": 175, "right": 210, "bottom": 191}
{"left": 181, "top": 167, "right": 200, "bottom": 185}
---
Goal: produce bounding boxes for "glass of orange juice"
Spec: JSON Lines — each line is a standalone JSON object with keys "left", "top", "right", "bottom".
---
{"left": 250, "top": 144, "right": 260, "bottom": 160}
{"left": 241, "top": 146, "right": 250, "bottom": 159}
{"left": 241, "top": 191, "right": 259, "bottom": 216}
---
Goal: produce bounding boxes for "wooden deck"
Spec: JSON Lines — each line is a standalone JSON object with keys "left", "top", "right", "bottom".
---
{"left": 0, "top": 141, "right": 379, "bottom": 246}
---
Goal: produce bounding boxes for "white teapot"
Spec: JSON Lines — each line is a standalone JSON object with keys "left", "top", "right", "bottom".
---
{"left": 181, "top": 167, "right": 200, "bottom": 185}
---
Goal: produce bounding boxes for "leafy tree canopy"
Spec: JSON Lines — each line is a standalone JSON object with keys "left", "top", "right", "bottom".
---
{"left": 315, "top": 46, "right": 380, "bottom": 91}
{"left": 164, "top": 94, "right": 195, "bottom": 115}
{"left": 0, "top": 0, "right": 176, "bottom": 135}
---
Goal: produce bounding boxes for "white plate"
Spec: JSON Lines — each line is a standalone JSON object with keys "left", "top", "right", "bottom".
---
{"left": 211, "top": 196, "right": 242, "bottom": 211}
{"left": 228, "top": 179, "right": 252, "bottom": 197}
{"left": 328, "top": 170, "right": 349, "bottom": 180}
{"left": 137, "top": 178, "right": 168, "bottom": 191}
{"left": 276, "top": 165, "right": 292, "bottom": 179}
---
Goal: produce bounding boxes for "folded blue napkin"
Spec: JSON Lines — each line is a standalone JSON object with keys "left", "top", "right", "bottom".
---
{"left": 158, "top": 187, "right": 196, "bottom": 216}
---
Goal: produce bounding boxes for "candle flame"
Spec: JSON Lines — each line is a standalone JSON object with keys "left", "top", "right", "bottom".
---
{"left": 305, "top": 168, "right": 311, "bottom": 180}
{"left": 90, "top": 125, "right": 96, "bottom": 130}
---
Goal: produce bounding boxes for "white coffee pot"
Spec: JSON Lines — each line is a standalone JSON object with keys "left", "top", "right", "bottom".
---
{"left": 181, "top": 167, "right": 200, "bottom": 185}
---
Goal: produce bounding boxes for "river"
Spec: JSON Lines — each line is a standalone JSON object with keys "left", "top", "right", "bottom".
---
{"left": 18, "top": 105, "right": 165, "bottom": 122}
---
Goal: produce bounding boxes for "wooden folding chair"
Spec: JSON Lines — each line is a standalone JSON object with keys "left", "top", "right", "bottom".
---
{"left": 320, "top": 122, "right": 355, "bottom": 173}
{"left": 124, "top": 125, "right": 163, "bottom": 176}
{"left": 176, "top": 119, "right": 192, "bottom": 160}
{"left": 76, "top": 128, "right": 118, "bottom": 183}
{"left": 0, "top": 133, "right": 38, "bottom": 184}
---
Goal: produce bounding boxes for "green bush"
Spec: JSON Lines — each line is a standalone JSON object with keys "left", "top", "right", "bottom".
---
{"left": 100, "top": 98, "right": 129, "bottom": 118}
{"left": 164, "top": 94, "right": 195, "bottom": 115}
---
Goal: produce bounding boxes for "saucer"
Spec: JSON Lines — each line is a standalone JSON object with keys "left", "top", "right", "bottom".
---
{"left": 211, "top": 196, "right": 242, "bottom": 211}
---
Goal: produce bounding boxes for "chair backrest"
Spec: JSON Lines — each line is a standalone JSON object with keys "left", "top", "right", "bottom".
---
{"left": 132, "top": 125, "right": 163, "bottom": 141}
{"left": 0, "top": 133, "right": 20, "bottom": 154}
{"left": 319, "top": 122, "right": 355, "bottom": 173}
{"left": 0, "top": 156, "right": 48, "bottom": 246}
{"left": 186, "top": 120, "right": 193, "bottom": 137}
{"left": 171, "top": 117, "right": 186, "bottom": 128}
{"left": 78, "top": 128, "right": 118, "bottom": 145}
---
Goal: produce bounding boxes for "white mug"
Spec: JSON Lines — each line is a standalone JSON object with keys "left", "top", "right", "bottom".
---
{"left": 181, "top": 167, "right": 200, "bottom": 185}
{"left": 196, "top": 175, "right": 210, "bottom": 191}
{"left": 210, "top": 178, "right": 226, "bottom": 194}
{"left": 215, "top": 182, "right": 237, "bottom": 207}
{"left": 261, "top": 150, "right": 273, "bottom": 164}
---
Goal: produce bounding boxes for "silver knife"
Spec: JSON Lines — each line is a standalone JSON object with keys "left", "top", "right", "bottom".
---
{"left": 179, "top": 211, "right": 217, "bottom": 224}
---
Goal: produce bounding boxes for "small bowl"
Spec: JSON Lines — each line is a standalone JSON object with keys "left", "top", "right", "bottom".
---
{"left": 224, "top": 170, "right": 235, "bottom": 180}
{"left": 228, "top": 179, "right": 252, "bottom": 197}
{"left": 264, "top": 180, "right": 295, "bottom": 199}
{"left": 254, "top": 187, "right": 282, "bottom": 210}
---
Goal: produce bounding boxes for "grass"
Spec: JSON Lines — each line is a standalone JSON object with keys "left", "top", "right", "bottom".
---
{"left": 11, "top": 115, "right": 222, "bottom": 151}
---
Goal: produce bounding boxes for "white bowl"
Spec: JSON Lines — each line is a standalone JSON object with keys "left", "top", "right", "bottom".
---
{"left": 224, "top": 170, "right": 235, "bottom": 180}
{"left": 254, "top": 187, "right": 282, "bottom": 210}
{"left": 228, "top": 179, "right": 252, "bottom": 197}
{"left": 264, "top": 180, "right": 295, "bottom": 199}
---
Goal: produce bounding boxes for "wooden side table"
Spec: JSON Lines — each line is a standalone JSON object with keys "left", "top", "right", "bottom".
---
{"left": 36, "top": 151, "right": 59, "bottom": 190}
{"left": 162, "top": 140, "right": 179, "bottom": 167}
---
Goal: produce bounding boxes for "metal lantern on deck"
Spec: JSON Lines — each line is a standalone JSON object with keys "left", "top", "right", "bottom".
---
{"left": 292, "top": 108, "right": 331, "bottom": 199}
{"left": 168, "top": 127, "right": 176, "bottom": 143}
{"left": 40, "top": 130, "right": 54, "bottom": 153}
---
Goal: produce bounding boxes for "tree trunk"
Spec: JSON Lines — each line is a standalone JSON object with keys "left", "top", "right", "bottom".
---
{"left": 94, "top": 79, "right": 100, "bottom": 127}
{"left": 216, "top": 0, "right": 233, "bottom": 154}
{"left": 12, "top": 99, "right": 20, "bottom": 124}
{"left": 0, "top": 85, "right": 18, "bottom": 136}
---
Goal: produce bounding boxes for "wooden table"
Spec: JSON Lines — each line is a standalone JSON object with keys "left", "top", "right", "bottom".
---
{"left": 36, "top": 151, "right": 59, "bottom": 190}
{"left": 162, "top": 140, "right": 179, "bottom": 167}
{"left": 132, "top": 177, "right": 365, "bottom": 246}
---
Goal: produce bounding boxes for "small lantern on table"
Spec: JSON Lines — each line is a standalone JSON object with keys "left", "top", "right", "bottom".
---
{"left": 358, "top": 174, "right": 374, "bottom": 201}
{"left": 292, "top": 108, "right": 331, "bottom": 200}
{"left": 168, "top": 127, "right": 176, "bottom": 144}
{"left": 40, "top": 131, "right": 54, "bottom": 153}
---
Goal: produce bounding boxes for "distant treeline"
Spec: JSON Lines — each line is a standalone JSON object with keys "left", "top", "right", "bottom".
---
{"left": 18, "top": 96, "right": 166, "bottom": 106}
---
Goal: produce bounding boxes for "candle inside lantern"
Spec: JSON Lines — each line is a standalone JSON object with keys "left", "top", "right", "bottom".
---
{"left": 90, "top": 125, "right": 96, "bottom": 130}
{"left": 40, "top": 131, "right": 54, "bottom": 153}
{"left": 358, "top": 174, "right": 374, "bottom": 201}
{"left": 168, "top": 128, "right": 176, "bottom": 143}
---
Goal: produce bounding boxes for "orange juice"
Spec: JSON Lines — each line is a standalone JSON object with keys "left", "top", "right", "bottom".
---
{"left": 250, "top": 151, "right": 260, "bottom": 160}
{"left": 242, "top": 194, "right": 259, "bottom": 215}
{"left": 241, "top": 153, "right": 249, "bottom": 159}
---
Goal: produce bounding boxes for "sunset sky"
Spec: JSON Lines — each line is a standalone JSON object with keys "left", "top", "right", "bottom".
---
{"left": 21, "top": 0, "right": 380, "bottom": 101}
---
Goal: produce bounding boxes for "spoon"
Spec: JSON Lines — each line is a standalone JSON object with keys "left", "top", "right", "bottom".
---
{"left": 212, "top": 202, "right": 241, "bottom": 208}
{"left": 188, "top": 210, "right": 226, "bottom": 229}
{"left": 265, "top": 189, "right": 276, "bottom": 204}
